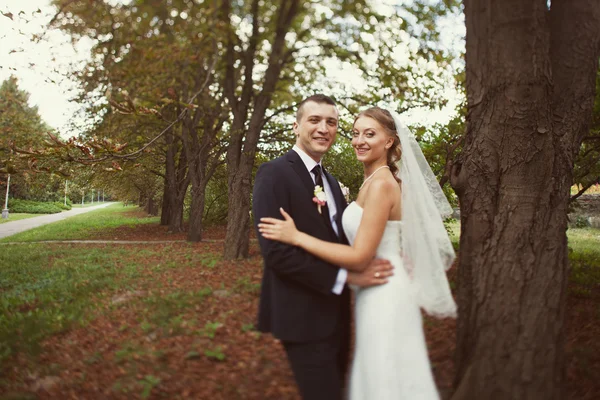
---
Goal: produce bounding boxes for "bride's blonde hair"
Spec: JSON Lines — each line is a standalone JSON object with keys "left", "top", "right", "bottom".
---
{"left": 354, "top": 107, "right": 402, "bottom": 182}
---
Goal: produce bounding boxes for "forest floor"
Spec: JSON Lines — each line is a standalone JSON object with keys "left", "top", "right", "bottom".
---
{"left": 0, "top": 207, "right": 598, "bottom": 399}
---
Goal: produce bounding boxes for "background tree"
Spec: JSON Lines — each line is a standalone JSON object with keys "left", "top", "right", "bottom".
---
{"left": 450, "top": 1, "right": 600, "bottom": 398}
{"left": 0, "top": 75, "right": 60, "bottom": 201}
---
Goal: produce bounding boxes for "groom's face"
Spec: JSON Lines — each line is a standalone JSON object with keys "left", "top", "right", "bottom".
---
{"left": 293, "top": 101, "right": 338, "bottom": 162}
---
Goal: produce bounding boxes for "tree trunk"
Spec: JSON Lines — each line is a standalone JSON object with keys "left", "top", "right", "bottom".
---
{"left": 162, "top": 126, "right": 189, "bottom": 233}
{"left": 144, "top": 195, "right": 157, "bottom": 216}
{"left": 222, "top": 0, "right": 300, "bottom": 260}
{"left": 223, "top": 163, "right": 252, "bottom": 259}
{"left": 160, "top": 176, "right": 170, "bottom": 226}
{"left": 451, "top": 1, "right": 600, "bottom": 399}
{"left": 187, "top": 185, "right": 206, "bottom": 242}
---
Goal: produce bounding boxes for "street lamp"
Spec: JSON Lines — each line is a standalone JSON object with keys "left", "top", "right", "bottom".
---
{"left": 64, "top": 180, "right": 68, "bottom": 207}
{"left": 1, "top": 174, "right": 10, "bottom": 219}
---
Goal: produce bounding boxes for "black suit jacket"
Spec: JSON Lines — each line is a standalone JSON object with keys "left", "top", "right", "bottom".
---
{"left": 253, "top": 150, "right": 350, "bottom": 342}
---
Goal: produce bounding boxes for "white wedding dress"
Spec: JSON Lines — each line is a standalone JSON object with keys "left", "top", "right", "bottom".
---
{"left": 343, "top": 201, "right": 440, "bottom": 400}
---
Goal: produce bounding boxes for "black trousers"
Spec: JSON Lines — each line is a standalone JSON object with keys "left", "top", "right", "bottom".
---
{"left": 283, "top": 326, "right": 349, "bottom": 400}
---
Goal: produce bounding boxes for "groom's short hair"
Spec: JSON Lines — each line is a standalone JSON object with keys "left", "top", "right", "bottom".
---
{"left": 296, "top": 94, "right": 337, "bottom": 122}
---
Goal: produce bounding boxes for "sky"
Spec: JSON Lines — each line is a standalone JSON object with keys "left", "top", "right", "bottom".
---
{"left": 0, "top": 0, "right": 465, "bottom": 135}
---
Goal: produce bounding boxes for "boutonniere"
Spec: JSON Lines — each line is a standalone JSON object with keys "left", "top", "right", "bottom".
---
{"left": 313, "top": 185, "right": 327, "bottom": 214}
{"left": 339, "top": 182, "right": 350, "bottom": 202}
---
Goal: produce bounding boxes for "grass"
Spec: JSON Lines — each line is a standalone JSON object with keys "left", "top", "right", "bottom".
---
{"left": 445, "top": 219, "right": 460, "bottom": 247}
{"left": 72, "top": 202, "right": 109, "bottom": 208}
{"left": 567, "top": 227, "right": 600, "bottom": 297}
{"left": 0, "top": 203, "right": 158, "bottom": 242}
{"left": 0, "top": 244, "right": 134, "bottom": 361}
{"left": 446, "top": 219, "right": 600, "bottom": 296}
{"left": 0, "top": 213, "right": 39, "bottom": 224}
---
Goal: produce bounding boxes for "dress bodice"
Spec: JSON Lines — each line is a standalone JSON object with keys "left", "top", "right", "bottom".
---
{"left": 342, "top": 201, "right": 402, "bottom": 261}
{"left": 342, "top": 201, "right": 440, "bottom": 399}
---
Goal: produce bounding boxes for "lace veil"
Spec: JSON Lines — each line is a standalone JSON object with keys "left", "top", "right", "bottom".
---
{"left": 391, "top": 112, "right": 457, "bottom": 318}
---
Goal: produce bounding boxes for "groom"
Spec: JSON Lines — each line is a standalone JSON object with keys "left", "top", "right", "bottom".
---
{"left": 252, "top": 94, "right": 394, "bottom": 400}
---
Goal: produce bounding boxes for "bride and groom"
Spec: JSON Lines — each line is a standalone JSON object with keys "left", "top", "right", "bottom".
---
{"left": 252, "top": 94, "right": 457, "bottom": 399}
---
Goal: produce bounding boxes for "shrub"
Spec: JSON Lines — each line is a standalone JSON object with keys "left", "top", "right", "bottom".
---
{"left": 7, "top": 199, "right": 71, "bottom": 214}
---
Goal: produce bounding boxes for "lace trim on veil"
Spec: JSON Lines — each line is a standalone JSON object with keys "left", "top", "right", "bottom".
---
{"left": 392, "top": 113, "right": 457, "bottom": 319}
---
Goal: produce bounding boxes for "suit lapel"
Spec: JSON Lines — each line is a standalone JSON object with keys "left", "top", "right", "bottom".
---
{"left": 286, "top": 150, "right": 315, "bottom": 197}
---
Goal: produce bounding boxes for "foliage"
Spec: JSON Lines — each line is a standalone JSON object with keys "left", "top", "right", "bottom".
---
{"left": 323, "top": 137, "right": 364, "bottom": 201}
{"left": 7, "top": 199, "right": 70, "bottom": 214}
{"left": 571, "top": 67, "right": 600, "bottom": 199}
{"left": 0, "top": 76, "right": 48, "bottom": 175}
{"left": 0, "top": 76, "right": 68, "bottom": 203}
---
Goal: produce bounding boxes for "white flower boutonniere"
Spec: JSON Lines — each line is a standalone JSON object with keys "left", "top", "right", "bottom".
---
{"left": 313, "top": 185, "right": 327, "bottom": 214}
{"left": 339, "top": 183, "right": 350, "bottom": 202}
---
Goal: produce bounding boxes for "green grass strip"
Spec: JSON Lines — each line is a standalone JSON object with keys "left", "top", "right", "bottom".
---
{"left": 0, "top": 244, "right": 134, "bottom": 361}
{"left": 0, "top": 204, "right": 159, "bottom": 243}
{"left": 0, "top": 213, "right": 40, "bottom": 224}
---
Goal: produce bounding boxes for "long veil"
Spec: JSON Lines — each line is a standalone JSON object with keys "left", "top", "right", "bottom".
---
{"left": 391, "top": 112, "right": 457, "bottom": 318}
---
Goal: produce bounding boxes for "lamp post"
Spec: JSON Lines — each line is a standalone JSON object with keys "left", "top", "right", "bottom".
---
{"left": 64, "top": 180, "right": 68, "bottom": 207}
{"left": 1, "top": 174, "right": 10, "bottom": 219}
{"left": 91, "top": 189, "right": 94, "bottom": 205}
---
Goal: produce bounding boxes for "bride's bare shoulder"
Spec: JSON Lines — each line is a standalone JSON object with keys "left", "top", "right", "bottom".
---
{"left": 368, "top": 175, "right": 400, "bottom": 194}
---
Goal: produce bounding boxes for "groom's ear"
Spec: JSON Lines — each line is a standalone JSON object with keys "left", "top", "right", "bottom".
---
{"left": 292, "top": 121, "right": 299, "bottom": 137}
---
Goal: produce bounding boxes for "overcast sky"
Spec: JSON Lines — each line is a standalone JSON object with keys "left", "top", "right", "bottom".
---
{"left": 0, "top": 0, "right": 95, "bottom": 134}
{"left": 0, "top": 0, "right": 464, "bottom": 135}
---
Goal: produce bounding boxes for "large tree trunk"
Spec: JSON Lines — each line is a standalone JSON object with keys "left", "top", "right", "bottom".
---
{"left": 451, "top": 1, "right": 600, "bottom": 399}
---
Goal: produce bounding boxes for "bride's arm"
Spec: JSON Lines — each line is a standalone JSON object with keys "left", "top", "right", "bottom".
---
{"left": 259, "top": 179, "right": 396, "bottom": 272}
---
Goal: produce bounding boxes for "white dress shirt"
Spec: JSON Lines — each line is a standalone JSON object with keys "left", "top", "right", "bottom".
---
{"left": 292, "top": 145, "right": 347, "bottom": 294}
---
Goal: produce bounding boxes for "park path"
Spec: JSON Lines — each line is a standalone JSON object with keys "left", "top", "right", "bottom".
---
{"left": 0, "top": 202, "right": 115, "bottom": 240}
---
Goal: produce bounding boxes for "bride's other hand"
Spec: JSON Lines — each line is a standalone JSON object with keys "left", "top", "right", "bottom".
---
{"left": 347, "top": 258, "right": 394, "bottom": 288}
{"left": 258, "top": 208, "right": 300, "bottom": 245}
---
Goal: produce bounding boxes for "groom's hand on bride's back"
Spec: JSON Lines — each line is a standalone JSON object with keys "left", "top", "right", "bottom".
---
{"left": 347, "top": 258, "right": 394, "bottom": 288}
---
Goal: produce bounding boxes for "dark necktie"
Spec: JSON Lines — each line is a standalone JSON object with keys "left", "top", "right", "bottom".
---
{"left": 312, "top": 165, "right": 336, "bottom": 237}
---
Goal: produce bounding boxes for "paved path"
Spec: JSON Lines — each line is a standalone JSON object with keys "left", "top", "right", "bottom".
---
{"left": 0, "top": 202, "right": 115, "bottom": 240}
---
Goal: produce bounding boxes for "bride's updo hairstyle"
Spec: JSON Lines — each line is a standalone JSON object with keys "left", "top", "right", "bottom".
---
{"left": 354, "top": 107, "right": 402, "bottom": 182}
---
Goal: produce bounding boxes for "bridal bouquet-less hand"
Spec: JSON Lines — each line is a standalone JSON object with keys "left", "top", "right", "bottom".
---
{"left": 313, "top": 185, "right": 327, "bottom": 214}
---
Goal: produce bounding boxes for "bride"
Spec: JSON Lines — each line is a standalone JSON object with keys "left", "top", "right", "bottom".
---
{"left": 258, "top": 106, "right": 457, "bottom": 399}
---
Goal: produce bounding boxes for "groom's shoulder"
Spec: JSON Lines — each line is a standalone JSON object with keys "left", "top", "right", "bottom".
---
{"left": 258, "top": 152, "right": 292, "bottom": 171}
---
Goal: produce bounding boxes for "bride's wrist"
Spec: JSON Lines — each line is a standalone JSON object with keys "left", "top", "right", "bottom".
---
{"left": 293, "top": 231, "right": 303, "bottom": 247}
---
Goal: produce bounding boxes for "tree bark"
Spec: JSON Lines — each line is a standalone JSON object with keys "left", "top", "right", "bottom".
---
{"left": 451, "top": 1, "right": 600, "bottom": 398}
{"left": 160, "top": 177, "right": 170, "bottom": 226}
{"left": 187, "top": 185, "right": 206, "bottom": 241}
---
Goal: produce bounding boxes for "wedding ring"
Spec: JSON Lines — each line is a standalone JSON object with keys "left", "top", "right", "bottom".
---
{"left": 374, "top": 272, "right": 381, "bottom": 278}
